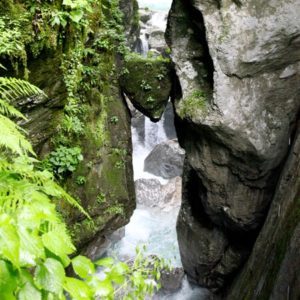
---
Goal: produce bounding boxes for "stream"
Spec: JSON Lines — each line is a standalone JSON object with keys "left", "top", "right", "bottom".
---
{"left": 103, "top": 3, "right": 209, "bottom": 299}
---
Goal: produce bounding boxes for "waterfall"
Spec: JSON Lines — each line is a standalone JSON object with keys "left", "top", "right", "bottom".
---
{"left": 139, "top": 32, "right": 149, "bottom": 56}
{"left": 144, "top": 115, "right": 168, "bottom": 151}
{"left": 102, "top": 4, "right": 209, "bottom": 299}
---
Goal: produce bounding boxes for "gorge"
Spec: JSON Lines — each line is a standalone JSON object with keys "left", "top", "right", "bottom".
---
{"left": 0, "top": 0, "right": 299, "bottom": 299}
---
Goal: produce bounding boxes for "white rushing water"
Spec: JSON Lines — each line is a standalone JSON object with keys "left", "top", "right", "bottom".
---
{"left": 138, "top": 0, "right": 172, "bottom": 11}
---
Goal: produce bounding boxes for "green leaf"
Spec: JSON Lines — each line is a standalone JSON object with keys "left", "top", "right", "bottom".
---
{"left": 95, "top": 279, "right": 113, "bottom": 297}
{"left": 72, "top": 255, "right": 95, "bottom": 279}
{"left": 19, "top": 227, "right": 45, "bottom": 266}
{"left": 107, "top": 262, "right": 128, "bottom": 285}
{"left": 51, "top": 16, "right": 60, "bottom": 27}
{"left": 0, "top": 215, "right": 20, "bottom": 267}
{"left": 69, "top": 10, "right": 84, "bottom": 23}
{"left": 18, "top": 282, "right": 42, "bottom": 300}
{"left": 0, "top": 260, "right": 17, "bottom": 297}
{"left": 95, "top": 257, "right": 114, "bottom": 267}
{"left": 34, "top": 258, "right": 65, "bottom": 294}
{"left": 60, "top": 17, "right": 68, "bottom": 28}
{"left": 63, "top": 277, "right": 92, "bottom": 300}
{"left": 62, "top": 0, "right": 73, "bottom": 6}
{"left": 42, "top": 228, "right": 75, "bottom": 260}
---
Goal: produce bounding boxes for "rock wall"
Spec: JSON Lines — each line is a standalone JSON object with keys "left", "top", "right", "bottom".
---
{"left": 0, "top": 0, "right": 138, "bottom": 251}
{"left": 227, "top": 123, "right": 300, "bottom": 300}
{"left": 166, "top": 0, "right": 300, "bottom": 296}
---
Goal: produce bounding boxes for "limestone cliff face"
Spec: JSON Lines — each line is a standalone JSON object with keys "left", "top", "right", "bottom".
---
{"left": 166, "top": 0, "right": 300, "bottom": 296}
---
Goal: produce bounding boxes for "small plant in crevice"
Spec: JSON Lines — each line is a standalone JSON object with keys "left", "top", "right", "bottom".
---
{"left": 178, "top": 89, "right": 209, "bottom": 119}
{"left": 156, "top": 73, "right": 165, "bottom": 81}
{"left": 146, "top": 96, "right": 155, "bottom": 104}
{"left": 140, "top": 80, "right": 152, "bottom": 91}
{"left": 75, "top": 175, "right": 86, "bottom": 185}
{"left": 110, "top": 115, "right": 119, "bottom": 124}
{"left": 115, "top": 160, "right": 125, "bottom": 169}
{"left": 106, "top": 203, "right": 124, "bottom": 216}
{"left": 96, "top": 192, "right": 106, "bottom": 205}
{"left": 47, "top": 146, "right": 83, "bottom": 179}
{"left": 62, "top": 115, "right": 85, "bottom": 136}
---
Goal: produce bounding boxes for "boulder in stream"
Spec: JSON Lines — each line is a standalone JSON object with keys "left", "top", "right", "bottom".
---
{"left": 135, "top": 176, "right": 182, "bottom": 211}
{"left": 160, "top": 267, "right": 185, "bottom": 293}
{"left": 144, "top": 140, "right": 185, "bottom": 179}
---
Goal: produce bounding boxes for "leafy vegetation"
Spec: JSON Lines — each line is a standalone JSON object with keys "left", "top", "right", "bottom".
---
{"left": 0, "top": 77, "right": 169, "bottom": 299}
{"left": 47, "top": 146, "right": 84, "bottom": 179}
{"left": 0, "top": 1, "right": 171, "bottom": 298}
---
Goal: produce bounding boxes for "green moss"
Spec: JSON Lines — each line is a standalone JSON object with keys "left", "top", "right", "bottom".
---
{"left": 120, "top": 53, "right": 172, "bottom": 120}
{"left": 178, "top": 90, "right": 208, "bottom": 119}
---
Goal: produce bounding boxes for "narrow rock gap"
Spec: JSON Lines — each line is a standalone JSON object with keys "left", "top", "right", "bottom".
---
{"left": 186, "top": 0, "right": 215, "bottom": 91}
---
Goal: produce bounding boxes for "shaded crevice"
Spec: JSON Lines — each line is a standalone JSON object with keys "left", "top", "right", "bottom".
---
{"left": 187, "top": 0, "right": 215, "bottom": 91}
{"left": 165, "top": 0, "right": 215, "bottom": 98}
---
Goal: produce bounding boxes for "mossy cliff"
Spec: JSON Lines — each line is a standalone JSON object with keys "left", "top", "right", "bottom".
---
{"left": 0, "top": 0, "right": 138, "bottom": 251}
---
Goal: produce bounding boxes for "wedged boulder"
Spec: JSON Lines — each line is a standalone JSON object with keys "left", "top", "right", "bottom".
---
{"left": 120, "top": 53, "right": 173, "bottom": 121}
{"left": 144, "top": 140, "right": 185, "bottom": 179}
{"left": 135, "top": 177, "right": 181, "bottom": 211}
{"left": 139, "top": 8, "right": 153, "bottom": 24}
{"left": 166, "top": 0, "right": 300, "bottom": 292}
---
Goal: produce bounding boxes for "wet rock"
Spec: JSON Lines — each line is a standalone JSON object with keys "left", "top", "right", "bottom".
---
{"left": 144, "top": 140, "right": 185, "bottom": 179}
{"left": 119, "top": 0, "right": 139, "bottom": 48}
{"left": 163, "top": 102, "right": 177, "bottom": 140}
{"left": 149, "top": 30, "right": 167, "bottom": 53}
{"left": 160, "top": 267, "right": 185, "bottom": 292}
{"left": 139, "top": 8, "right": 152, "bottom": 24}
{"left": 82, "top": 235, "right": 111, "bottom": 261}
{"left": 177, "top": 163, "right": 250, "bottom": 292}
{"left": 135, "top": 177, "right": 181, "bottom": 211}
{"left": 227, "top": 126, "right": 300, "bottom": 299}
{"left": 166, "top": 0, "right": 300, "bottom": 292}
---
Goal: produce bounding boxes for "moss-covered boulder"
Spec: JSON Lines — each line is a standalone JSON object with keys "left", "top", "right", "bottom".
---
{"left": 120, "top": 53, "right": 173, "bottom": 121}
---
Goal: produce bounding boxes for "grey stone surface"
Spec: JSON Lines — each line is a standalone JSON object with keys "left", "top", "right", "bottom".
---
{"left": 177, "top": 162, "right": 249, "bottom": 292}
{"left": 226, "top": 125, "right": 300, "bottom": 299}
{"left": 160, "top": 267, "right": 185, "bottom": 293}
{"left": 144, "top": 140, "right": 185, "bottom": 179}
{"left": 135, "top": 176, "right": 181, "bottom": 211}
{"left": 166, "top": 0, "right": 300, "bottom": 293}
{"left": 149, "top": 30, "right": 167, "bottom": 53}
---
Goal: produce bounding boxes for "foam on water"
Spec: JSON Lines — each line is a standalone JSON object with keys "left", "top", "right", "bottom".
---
{"left": 132, "top": 114, "right": 168, "bottom": 183}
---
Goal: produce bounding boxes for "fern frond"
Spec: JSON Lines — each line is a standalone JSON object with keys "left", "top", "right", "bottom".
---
{"left": 0, "top": 157, "right": 90, "bottom": 219}
{"left": 0, "top": 98, "right": 26, "bottom": 119}
{"left": 0, "top": 77, "right": 46, "bottom": 103}
{"left": 0, "top": 114, "right": 34, "bottom": 155}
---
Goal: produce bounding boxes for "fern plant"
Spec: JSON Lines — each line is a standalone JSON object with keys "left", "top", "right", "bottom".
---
{"left": 0, "top": 77, "right": 87, "bottom": 298}
{"left": 0, "top": 77, "right": 168, "bottom": 299}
